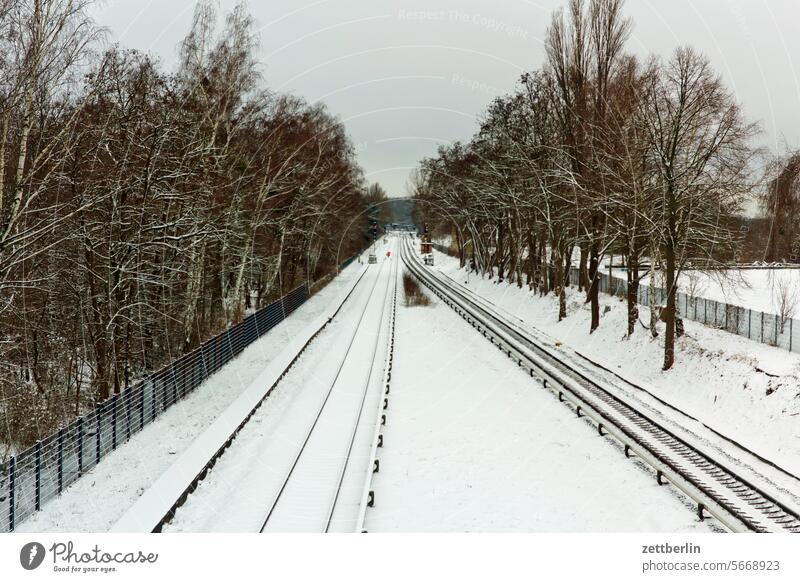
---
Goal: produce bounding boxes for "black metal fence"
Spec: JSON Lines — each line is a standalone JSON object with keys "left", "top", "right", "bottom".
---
{"left": 0, "top": 283, "right": 309, "bottom": 532}
{"left": 569, "top": 269, "right": 799, "bottom": 352}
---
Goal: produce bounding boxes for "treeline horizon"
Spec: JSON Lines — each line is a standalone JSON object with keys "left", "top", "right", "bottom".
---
{"left": 0, "top": 0, "right": 374, "bottom": 452}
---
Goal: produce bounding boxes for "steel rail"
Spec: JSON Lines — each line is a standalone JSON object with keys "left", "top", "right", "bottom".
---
{"left": 324, "top": 253, "right": 399, "bottom": 532}
{"left": 401, "top": 238, "right": 800, "bottom": 533}
{"left": 258, "top": 257, "right": 392, "bottom": 533}
{"left": 438, "top": 265, "right": 800, "bottom": 493}
{"left": 355, "top": 261, "right": 398, "bottom": 533}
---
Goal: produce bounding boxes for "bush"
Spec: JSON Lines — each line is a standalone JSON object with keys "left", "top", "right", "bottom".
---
{"left": 403, "top": 273, "right": 431, "bottom": 307}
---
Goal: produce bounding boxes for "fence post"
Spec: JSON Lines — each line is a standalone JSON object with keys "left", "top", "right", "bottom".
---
{"left": 152, "top": 379, "right": 157, "bottom": 423}
{"left": 172, "top": 365, "right": 178, "bottom": 407}
{"left": 162, "top": 373, "right": 170, "bottom": 411}
{"left": 9, "top": 456, "right": 15, "bottom": 531}
{"left": 775, "top": 315, "right": 779, "bottom": 346}
{"left": 35, "top": 440, "right": 42, "bottom": 511}
{"left": 95, "top": 409, "right": 101, "bottom": 465}
{"left": 112, "top": 394, "right": 118, "bottom": 450}
{"left": 77, "top": 417, "right": 84, "bottom": 476}
{"left": 140, "top": 384, "right": 146, "bottom": 430}
{"left": 791, "top": 319, "right": 794, "bottom": 352}
{"left": 182, "top": 358, "right": 189, "bottom": 399}
{"left": 748, "top": 309, "right": 752, "bottom": 340}
{"left": 761, "top": 312, "right": 764, "bottom": 343}
{"left": 58, "top": 426, "right": 64, "bottom": 494}
{"left": 126, "top": 390, "right": 131, "bottom": 441}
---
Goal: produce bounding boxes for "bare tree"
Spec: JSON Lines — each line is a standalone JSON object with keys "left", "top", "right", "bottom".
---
{"left": 638, "top": 46, "right": 759, "bottom": 370}
{"left": 771, "top": 272, "right": 798, "bottom": 334}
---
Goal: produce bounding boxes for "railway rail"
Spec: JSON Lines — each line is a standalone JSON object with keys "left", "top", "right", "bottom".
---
{"left": 400, "top": 237, "right": 800, "bottom": 533}
{"left": 434, "top": 269, "right": 800, "bottom": 497}
{"left": 258, "top": 249, "right": 398, "bottom": 532}
{"left": 113, "top": 244, "right": 397, "bottom": 533}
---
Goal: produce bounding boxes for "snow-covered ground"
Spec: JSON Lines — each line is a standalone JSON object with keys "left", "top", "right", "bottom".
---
{"left": 365, "top": 266, "right": 715, "bottom": 532}
{"left": 432, "top": 249, "right": 800, "bottom": 502}
{"left": 15, "top": 259, "right": 368, "bottom": 533}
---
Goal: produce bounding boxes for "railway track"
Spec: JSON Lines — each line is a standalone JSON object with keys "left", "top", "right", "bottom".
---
{"left": 434, "top": 269, "right": 800, "bottom": 498}
{"left": 401, "top": 237, "right": 800, "bottom": 533}
{"left": 258, "top": 246, "right": 398, "bottom": 533}
{"left": 113, "top": 242, "right": 397, "bottom": 533}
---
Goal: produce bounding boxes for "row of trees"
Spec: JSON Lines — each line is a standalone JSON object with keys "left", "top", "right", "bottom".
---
{"left": 414, "top": 0, "right": 759, "bottom": 371}
{"left": 1, "top": 0, "right": 372, "bottom": 451}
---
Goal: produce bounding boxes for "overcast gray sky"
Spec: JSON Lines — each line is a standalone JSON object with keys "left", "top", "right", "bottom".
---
{"left": 92, "top": 0, "right": 800, "bottom": 199}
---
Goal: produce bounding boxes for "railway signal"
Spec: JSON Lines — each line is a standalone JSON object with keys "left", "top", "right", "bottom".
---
{"left": 420, "top": 222, "right": 433, "bottom": 265}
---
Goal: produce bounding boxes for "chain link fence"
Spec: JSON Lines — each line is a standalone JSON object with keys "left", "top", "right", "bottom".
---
{"left": 0, "top": 282, "right": 313, "bottom": 532}
{"left": 568, "top": 269, "right": 798, "bottom": 352}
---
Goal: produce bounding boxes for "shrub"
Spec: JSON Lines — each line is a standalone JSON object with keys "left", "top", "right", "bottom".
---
{"left": 403, "top": 273, "right": 431, "bottom": 307}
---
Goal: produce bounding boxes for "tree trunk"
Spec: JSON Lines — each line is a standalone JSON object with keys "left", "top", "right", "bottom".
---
{"left": 648, "top": 258, "right": 659, "bottom": 339}
{"left": 525, "top": 226, "right": 535, "bottom": 289}
{"left": 496, "top": 219, "right": 505, "bottom": 282}
{"left": 540, "top": 237, "right": 549, "bottom": 295}
{"left": 626, "top": 253, "right": 639, "bottom": 337}
{"left": 578, "top": 244, "right": 588, "bottom": 291}
{"left": 183, "top": 240, "right": 206, "bottom": 351}
{"left": 229, "top": 239, "right": 252, "bottom": 324}
{"left": 588, "top": 243, "right": 600, "bottom": 333}
{"left": 455, "top": 226, "right": 465, "bottom": 268}
{"left": 553, "top": 246, "right": 567, "bottom": 321}
{"left": 663, "top": 243, "right": 676, "bottom": 370}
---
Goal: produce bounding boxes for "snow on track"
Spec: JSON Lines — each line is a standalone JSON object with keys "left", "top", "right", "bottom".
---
{"left": 165, "top": 240, "right": 398, "bottom": 532}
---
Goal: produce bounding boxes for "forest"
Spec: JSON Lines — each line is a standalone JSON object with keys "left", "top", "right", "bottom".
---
{"left": 0, "top": 0, "right": 374, "bottom": 453}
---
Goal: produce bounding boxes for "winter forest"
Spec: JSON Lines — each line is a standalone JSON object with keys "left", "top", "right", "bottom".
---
{"left": 2, "top": 0, "right": 800, "bottom": 545}
{"left": 412, "top": 0, "right": 771, "bottom": 372}
{"left": 0, "top": 0, "right": 376, "bottom": 455}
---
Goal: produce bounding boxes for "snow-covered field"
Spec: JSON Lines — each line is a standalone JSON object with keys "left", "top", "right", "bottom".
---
{"left": 365, "top": 272, "right": 715, "bottom": 532}
{"left": 437, "top": 235, "right": 799, "bottom": 317}
{"left": 15, "top": 259, "right": 367, "bottom": 533}
{"left": 671, "top": 268, "right": 799, "bottom": 316}
{"left": 432, "top": 249, "right": 800, "bottom": 500}
{"left": 608, "top": 265, "right": 800, "bottom": 317}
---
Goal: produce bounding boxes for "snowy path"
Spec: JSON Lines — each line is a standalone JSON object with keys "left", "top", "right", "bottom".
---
{"left": 15, "top": 260, "right": 366, "bottom": 533}
{"left": 165, "top": 241, "right": 397, "bottom": 532}
{"left": 364, "top": 244, "right": 715, "bottom": 532}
